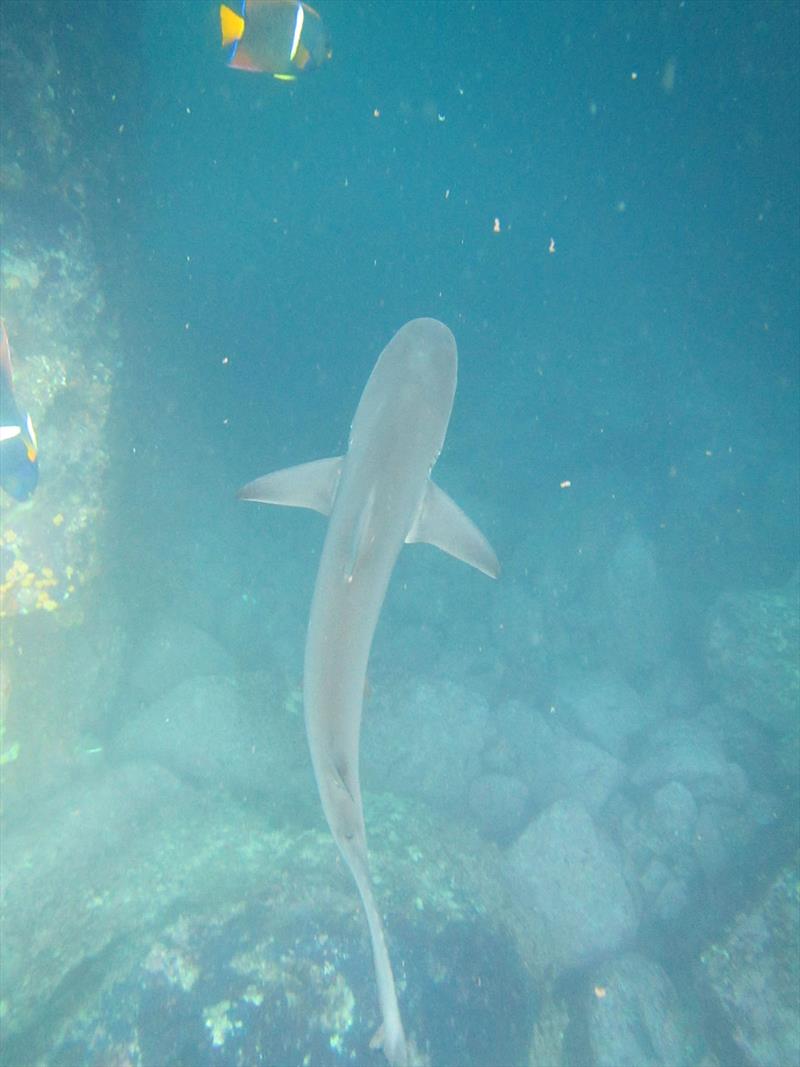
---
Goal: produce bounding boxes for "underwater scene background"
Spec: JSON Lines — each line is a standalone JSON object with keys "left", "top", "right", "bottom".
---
{"left": 0, "top": 2, "right": 798, "bottom": 1065}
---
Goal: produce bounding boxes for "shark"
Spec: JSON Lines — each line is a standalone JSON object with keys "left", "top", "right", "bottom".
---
{"left": 238, "top": 317, "right": 499, "bottom": 1066}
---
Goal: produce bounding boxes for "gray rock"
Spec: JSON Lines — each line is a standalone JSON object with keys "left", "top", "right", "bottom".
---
{"left": 528, "top": 990, "right": 571, "bottom": 1067}
{"left": 635, "top": 857, "right": 691, "bottom": 921}
{"left": 586, "top": 953, "right": 697, "bottom": 1067}
{"left": 129, "top": 616, "right": 235, "bottom": 702}
{"left": 614, "top": 776, "right": 777, "bottom": 924}
{"left": 377, "top": 549, "right": 499, "bottom": 693}
{"left": 505, "top": 799, "right": 638, "bottom": 976}
{"left": 500, "top": 701, "right": 626, "bottom": 814}
{"left": 482, "top": 731, "right": 520, "bottom": 775}
{"left": 1, "top": 761, "right": 528, "bottom": 1065}
{"left": 697, "top": 858, "right": 800, "bottom": 1067}
{"left": 553, "top": 734, "right": 627, "bottom": 813}
{"left": 1, "top": 761, "right": 199, "bottom": 1043}
{"left": 693, "top": 803, "right": 730, "bottom": 878}
{"left": 645, "top": 658, "right": 701, "bottom": 719}
{"left": 702, "top": 761, "right": 751, "bottom": 806}
{"left": 468, "top": 773, "right": 529, "bottom": 842}
{"left": 692, "top": 795, "right": 779, "bottom": 880}
{"left": 631, "top": 859, "right": 690, "bottom": 924}
{"left": 698, "top": 702, "right": 779, "bottom": 788}
{"left": 603, "top": 784, "right": 699, "bottom": 925}
{"left": 216, "top": 582, "right": 305, "bottom": 675}
{"left": 638, "top": 857, "right": 673, "bottom": 901}
{"left": 599, "top": 528, "right": 673, "bottom": 683}
{"left": 633, "top": 719, "right": 750, "bottom": 804}
{"left": 647, "top": 781, "right": 698, "bottom": 854}
{"left": 362, "top": 677, "right": 490, "bottom": 811}
{"left": 499, "top": 699, "right": 553, "bottom": 761}
{"left": 706, "top": 577, "right": 800, "bottom": 735}
{"left": 652, "top": 875, "right": 690, "bottom": 922}
{"left": 554, "top": 671, "right": 655, "bottom": 757}
{"left": 112, "top": 673, "right": 311, "bottom": 808}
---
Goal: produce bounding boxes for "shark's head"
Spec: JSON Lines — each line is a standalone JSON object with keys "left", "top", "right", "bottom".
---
{"left": 350, "top": 318, "right": 457, "bottom": 466}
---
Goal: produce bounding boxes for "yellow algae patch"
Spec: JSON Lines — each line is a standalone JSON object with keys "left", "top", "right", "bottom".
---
{"left": 1, "top": 556, "right": 66, "bottom": 616}
{"left": 36, "top": 568, "right": 58, "bottom": 590}
{"left": 52, "top": 513, "right": 64, "bottom": 527}
{"left": 5, "top": 559, "right": 28, "bottom": 579}
{"left": 36, "top": 591, "right": 58, "bottom": 612}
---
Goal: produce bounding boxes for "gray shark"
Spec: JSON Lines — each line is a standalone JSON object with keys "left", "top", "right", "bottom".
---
{"left": 238, "top": 318, "right": 499, "bottom": 1066}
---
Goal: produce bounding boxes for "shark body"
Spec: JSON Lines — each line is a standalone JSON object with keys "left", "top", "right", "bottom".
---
{"left": 239, "top": 318, "right": 499, "bottom": 1066}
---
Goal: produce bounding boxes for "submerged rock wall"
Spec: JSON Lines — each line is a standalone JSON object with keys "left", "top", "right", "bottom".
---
{"left": 0, "top": 3, "right": 136, "bottom": 801}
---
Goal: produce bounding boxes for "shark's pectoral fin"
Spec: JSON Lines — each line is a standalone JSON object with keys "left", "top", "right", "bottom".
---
{"left": 237, "top": 456, "right": 343, "bottom": 516}
{"left": 406, "top": 480, "right": 500, "bottom": 579}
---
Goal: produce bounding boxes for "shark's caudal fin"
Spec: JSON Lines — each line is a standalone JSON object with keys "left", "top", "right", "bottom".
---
{"left": 406, "top": 479, "right": 500, "bottom": 579}
{"left": 237, "top": 456, "right": 343, "bottom": 516}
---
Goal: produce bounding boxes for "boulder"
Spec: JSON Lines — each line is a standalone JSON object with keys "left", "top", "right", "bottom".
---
{"left": 706, "top": 578, "right": 799, "bottom": 735}
{"left": 129, "top": 616, "right": 235, "bottom": 703}
{"left": 599, "top": 528, "right": 673, "bottom": 683}
{"left": 554, "top": 671, "right": 655, "bottom": 758}
{"left": 632, "top": 719, "right": 749, "bottom": 804}
{"left": 362, "top": 677, "right": 490, "bottom": 812}
{"left": 586, "top": 953, "right": 698, "bottom": 1067}
{"left": 646, "top": 781, "right": 698, "bottom": 856}
{"left": 468, "top": 773, "right": 529, "bottom": 843}
{"left": 606, "top": 784, "right": 698, "bottom": 925}
{"left": 645, "top": 658, "right": 701, "bottom": 719}
{"left": 505, "top": 799, "right": 638, "bottom": 976}
{"left": 697, "top": 856, "right": 800, "bottom": 1067}
{"left": 500, "top": 701, "right": 626, "bottom": 814}
{"left": 112, "top": 672, "right": 311, "bottom": 809}
{"left": 0, "top": 764, "right": 533, "bottom": 1067}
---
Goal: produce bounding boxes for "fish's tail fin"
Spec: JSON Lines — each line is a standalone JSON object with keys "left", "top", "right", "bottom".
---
{"left": 220, "top": 3, "right": 245, "bottom": 47}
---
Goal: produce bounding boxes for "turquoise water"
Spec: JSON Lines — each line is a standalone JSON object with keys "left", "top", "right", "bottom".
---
{"left": 0, "top": 3, "right": 798, "bottom": 1066}
{"left": 114, "top": 0, "right": 799, "bottom": 608}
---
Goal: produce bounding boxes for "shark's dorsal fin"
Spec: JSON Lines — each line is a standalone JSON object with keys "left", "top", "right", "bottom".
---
{"left": 406, "top": 479, "right": 500, "bottom": 579}
{"left": 237, "top": 456, "right": 343, "bottom": 516}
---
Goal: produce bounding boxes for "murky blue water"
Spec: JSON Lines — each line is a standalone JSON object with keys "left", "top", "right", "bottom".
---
{"left": 1, "top": 3, "right": 797, "bottom": 1066}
